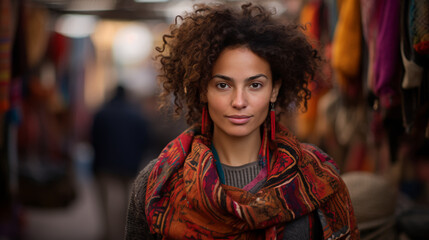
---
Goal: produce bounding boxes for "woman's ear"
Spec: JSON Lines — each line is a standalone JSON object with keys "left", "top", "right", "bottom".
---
{"left": 270, "top": 81, "right": 281, "bottom": 102}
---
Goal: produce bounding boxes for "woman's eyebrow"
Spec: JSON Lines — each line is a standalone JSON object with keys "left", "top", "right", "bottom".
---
{"left": 211, "top": 73, "right": 269, "bottom": 81}
{"left": 211, "top": 74, "right": 233, "bottom": 81}
{"left": 246, "top": 74, "right": 269, "bottom": 81}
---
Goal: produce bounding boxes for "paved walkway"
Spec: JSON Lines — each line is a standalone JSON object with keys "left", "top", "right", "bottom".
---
{"left": 21, "top": 147, "right": 107, "bottom": 240}
{"left": 22, "top": 177, "right": 104, "bottom": 240}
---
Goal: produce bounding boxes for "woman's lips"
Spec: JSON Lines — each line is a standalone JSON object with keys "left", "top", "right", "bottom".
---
{"left": 226, "top": 115, "right": 251, "bottom": 125}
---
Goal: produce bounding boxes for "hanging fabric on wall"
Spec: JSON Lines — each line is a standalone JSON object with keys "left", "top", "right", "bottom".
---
{"left": 17, "top": 72, "right": 77, "bottom": 208}
{"left": 400, "top": 0, "right": 429, "bottom": 136}
{"left": 410, "top": 0, "right": 429, "bottom": 55}
{"left": 296, "top": 0, "right": 340, "bottom": 142}
{"left": 373, "top": 0, "right": 401, "bottom": 109}
{"left": 331, "top": 0, "right": 362, "bottom": 99}
{"left": 401, "top": 0, "right": 428, "bottom": 90}
{"left": 13, "top": 5, "right": 78, "bottom": 208}
{"left": 324, "top": 0, "right": 338, "bottom": 41}
{"left": 300, "top": 1, "right": 322, "bottom": 41}
{"left": 23, "top": 3, "right": 50, "bottom": 70}
{"left": 0, "top": 0, "right": 15, "bottom": 233}
{"left": 0, "top": 0, "right": 13, "bottom": 113}
{"left": 360, "top": 0, "right": 383, "bottom": 97}
{"left": 359, "top": 0, "right": 405, "bottom": 167}
{"left": 297, "top": 0, "right": 324, "bottom": 141}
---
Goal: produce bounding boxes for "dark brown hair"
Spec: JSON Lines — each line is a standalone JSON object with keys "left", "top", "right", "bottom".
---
{"left": 157, "top": 2, "right": 320, "bottom": 125}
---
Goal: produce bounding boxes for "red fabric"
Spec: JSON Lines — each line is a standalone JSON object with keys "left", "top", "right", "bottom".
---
{"left": 0, "top": 0, "right": 13, "bottom": 112}
{"left": 145, "top": 124, "right": 359, "bottom": 239}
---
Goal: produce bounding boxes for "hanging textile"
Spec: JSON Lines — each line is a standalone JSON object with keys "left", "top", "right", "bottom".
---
{"left": 297, "top": 0, "right": 336, "bottom": 142}
{"left": 373, "top": 0, "right": 401, "bottom": 109}
{"left": 331, "top": 0, "right": 362, "bottom": 99}
{"left": 410, "top": 0, "right": 429, "bottom": 55}
{"left": 400, "top": 0, "right": 429, "bottom": 137}
{"left": 0, "top": 0, "right": 13, "bottom": 112}
{"left": 297, "top": 0, "right": 324, "bottom": 140}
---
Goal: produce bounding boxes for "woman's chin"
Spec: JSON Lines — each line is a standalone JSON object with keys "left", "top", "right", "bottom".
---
{"left": 215, "top": 126, "right": 259, "bottom": 139}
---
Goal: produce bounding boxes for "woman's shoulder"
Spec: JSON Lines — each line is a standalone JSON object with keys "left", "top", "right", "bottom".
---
{"left": 131, "top": 159, "right": 158, "bottom": 203}
{"left": 127, "top": 159, "right": 161, "bottom": 240}
{"left": 135, "top": 159, "right": 158, "bottom": 186}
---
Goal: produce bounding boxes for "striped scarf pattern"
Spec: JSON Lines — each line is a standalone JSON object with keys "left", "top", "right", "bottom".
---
{"left": 145, "top": 124, "right": 358, "bottom": 239}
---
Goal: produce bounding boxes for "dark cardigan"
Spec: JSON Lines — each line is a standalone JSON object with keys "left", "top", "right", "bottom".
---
{"left": 125, "top": 159, "right": 161, "bottom": 240}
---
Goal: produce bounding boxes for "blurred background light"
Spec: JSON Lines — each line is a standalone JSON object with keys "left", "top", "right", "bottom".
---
{"left": 112, "top": 24, "right": 153, "bottom": 66}
{"left": 55, "top": 14, "right": 98, "bottom": 38}
{"left": 135, "top": 0, "right": 169, "bottom": 2}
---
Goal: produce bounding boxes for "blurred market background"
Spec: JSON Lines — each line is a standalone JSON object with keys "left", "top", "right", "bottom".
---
{"left": 0, "top": 0, "right": 428, "bottom": 239}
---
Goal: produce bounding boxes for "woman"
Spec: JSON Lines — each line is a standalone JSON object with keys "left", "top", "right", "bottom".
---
{"left": 126, "top": 3, "right": 359, "bottom": 239}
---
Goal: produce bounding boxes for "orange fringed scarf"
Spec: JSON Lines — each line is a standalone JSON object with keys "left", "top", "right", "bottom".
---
{"left": 145, "top": 124, "right": 359, "bottom": 239}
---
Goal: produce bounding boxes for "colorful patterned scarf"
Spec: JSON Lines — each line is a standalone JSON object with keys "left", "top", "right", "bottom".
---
{"left": 145, "top": 124, "right": 358, "bottom": 239}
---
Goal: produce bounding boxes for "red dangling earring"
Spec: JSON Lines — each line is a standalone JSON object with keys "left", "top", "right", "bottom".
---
{"left": 270, "top": 102, "right": 275, "bottom": 141}
{"left": 202, "top": 106, "right": 209, "bottom": 135}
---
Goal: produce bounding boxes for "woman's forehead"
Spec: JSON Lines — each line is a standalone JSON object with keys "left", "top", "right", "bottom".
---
{"left": 211, "top": 47, "right": 272, "bottom": 78}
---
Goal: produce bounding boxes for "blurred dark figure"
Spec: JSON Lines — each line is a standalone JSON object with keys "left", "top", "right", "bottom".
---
{"left": 90, "top": 85, "right": 150, "bottom": 240}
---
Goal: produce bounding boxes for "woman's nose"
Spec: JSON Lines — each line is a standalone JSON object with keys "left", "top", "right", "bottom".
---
{"left": 231, "top": 89, "right": 247, "bottom": 109}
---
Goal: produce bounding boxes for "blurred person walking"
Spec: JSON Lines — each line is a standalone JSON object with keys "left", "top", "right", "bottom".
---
{"left": 90, "top": 84, "right": 150, "bottom": 240}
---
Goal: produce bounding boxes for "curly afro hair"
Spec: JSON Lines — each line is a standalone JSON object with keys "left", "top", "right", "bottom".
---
{"left": 157, "top": 2, "right": 320, "bottom": 126}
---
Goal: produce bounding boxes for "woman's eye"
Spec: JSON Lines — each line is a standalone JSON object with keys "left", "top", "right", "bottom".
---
{"left": 216, "top": 83, "right": 229, "bottom": 89}
{"left": 250, "top": 83, "right": 262, "bottom": 89}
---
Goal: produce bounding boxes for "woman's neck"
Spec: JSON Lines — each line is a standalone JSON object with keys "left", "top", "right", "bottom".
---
{"left": 211, "top": 127, "right": 261, "bottom": 167}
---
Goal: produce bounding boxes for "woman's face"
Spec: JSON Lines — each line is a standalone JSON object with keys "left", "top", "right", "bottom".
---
{"left": 206, "top": 47, "right": 280, "bottom": 139}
